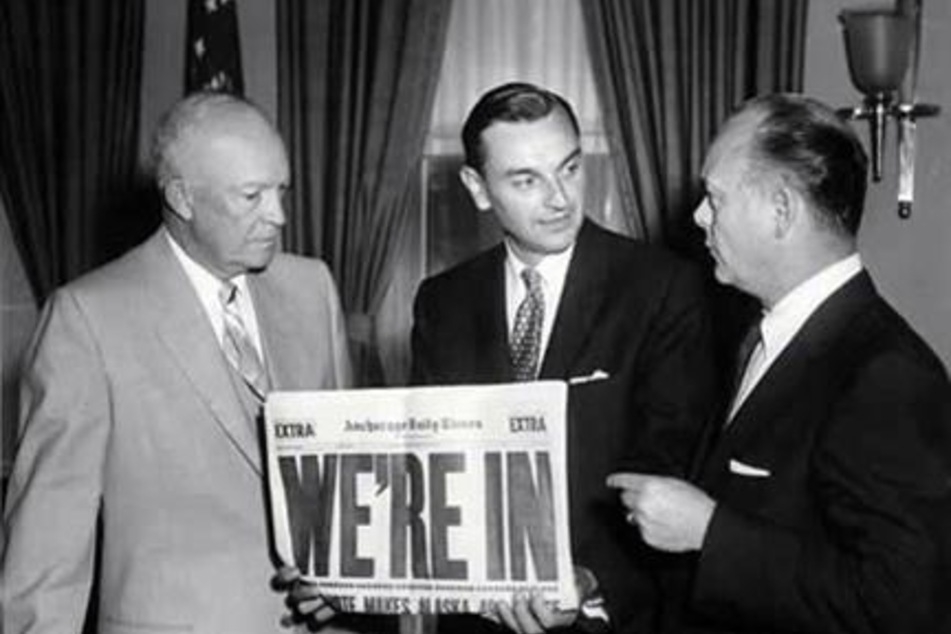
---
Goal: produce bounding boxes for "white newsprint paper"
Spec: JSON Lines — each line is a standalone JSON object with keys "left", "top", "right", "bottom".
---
{"left": 264, "top": 381, "right": 577, "bottom": 616}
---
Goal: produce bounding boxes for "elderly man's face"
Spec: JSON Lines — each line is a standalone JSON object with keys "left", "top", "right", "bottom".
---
{"left": 693, "top": 116, "right": 777, "bottom": 300}
{"left": 461, "top": 109, "right": 584, "bottom": 266}
{"left": 177, "top": 111, "right": 289, "bottom": 278}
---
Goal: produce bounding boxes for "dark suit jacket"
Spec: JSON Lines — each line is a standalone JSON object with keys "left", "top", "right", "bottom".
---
{"left": 676, "top": 272, "right": 951, "bottom": 634}
{"left": 412, "top": 220, "right": 717, "bottom": 633}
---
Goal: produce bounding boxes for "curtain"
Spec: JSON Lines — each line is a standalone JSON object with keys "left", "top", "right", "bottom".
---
{"left": 0, "top": 0, "right": 147, "bottom": 302}
{"left": 277, "top": 0, "right": 452, "bottom": 386}
{"left": 581, "top": 0, "right": 808, "bottom": 254}
{"left": 429, "top": 0, "right": 602, "bottom": 144}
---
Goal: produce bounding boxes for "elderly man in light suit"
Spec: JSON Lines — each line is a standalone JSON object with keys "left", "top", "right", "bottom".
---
{"left": 1, "top": 93, "right": 351, "bottom": 633}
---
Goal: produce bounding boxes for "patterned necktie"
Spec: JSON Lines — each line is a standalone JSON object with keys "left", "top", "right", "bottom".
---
{"left": 510, "top": 268, "right": 545, "bottom": 381}
{"left": 219, "top": 282, "right": 269, "bottom": 401}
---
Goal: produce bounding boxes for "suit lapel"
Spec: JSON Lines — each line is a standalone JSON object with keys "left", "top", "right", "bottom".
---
{"left": 142, "top": 233, "right": 263, "bottom": 473}
{"left": 712, "top": 272, "right": 878, "bottom": 451}
{"left": 249, "top": 272, "right": 297, "bottom": 390}
{"left": 476, "top": 247, "right": 514, "bottom": 381}
{"left": 540, "top": 221, "right": 605, "bottom": 378}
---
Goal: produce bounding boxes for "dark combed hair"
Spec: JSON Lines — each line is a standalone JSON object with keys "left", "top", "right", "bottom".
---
{"left": 740, "top": 94, "right": 869, "bottom": 236}
{"left": 461, "top": 82, "right": 581, "bottom": 172}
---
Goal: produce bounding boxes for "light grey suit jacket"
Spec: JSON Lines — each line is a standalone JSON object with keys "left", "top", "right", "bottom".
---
{"left": 1, "top": 230, "right": 352, "bottom": 634}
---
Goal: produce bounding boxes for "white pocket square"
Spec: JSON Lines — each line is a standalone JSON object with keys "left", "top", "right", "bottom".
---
{"left": 568, "top": 369, "right": 610, "bottom": 385}
{"left": 729, "top": 459, "right": 771, "bottom": 478}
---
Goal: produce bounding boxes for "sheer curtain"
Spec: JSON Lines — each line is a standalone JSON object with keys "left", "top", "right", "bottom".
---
{"left": 277, "top": 0, "right": 452, "bottom": 386}
{"left": 0, "top": 0, "right": 147, "bottom": 301}
{"left": 429, "top": 0, "right": 603, "bottom": 145}
{"left": 582, "top": 0, "right": 808, "bottom": 253}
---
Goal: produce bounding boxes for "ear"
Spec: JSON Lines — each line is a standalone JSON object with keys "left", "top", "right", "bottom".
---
{"left": 459, "top": 165, "right": 492, "bottom": 212}
{"left": 162, "top": 179, "right": 195, "bottom": 222}
{"left": 771, "top": 184, "right": 798, "bottom": 239}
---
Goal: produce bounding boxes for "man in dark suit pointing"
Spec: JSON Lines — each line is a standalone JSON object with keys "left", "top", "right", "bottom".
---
{"left": 411, "top": 82, "right": 717, "bottom": 634}
{"left": 610, "top": 93, "right": 951, "bottom": 634}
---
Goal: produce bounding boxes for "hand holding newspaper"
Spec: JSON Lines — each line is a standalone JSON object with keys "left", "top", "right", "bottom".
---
{"left": 264, "top": 381, "right": 577, "bottom": 616}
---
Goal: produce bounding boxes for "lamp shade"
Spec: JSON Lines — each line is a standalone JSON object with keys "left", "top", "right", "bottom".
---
{"left": 840, "top": 11, "right": 913, "bottom": 95}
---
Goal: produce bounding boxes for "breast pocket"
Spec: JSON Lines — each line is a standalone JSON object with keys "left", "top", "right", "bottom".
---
{"left": 721, "top": 450, "right": 815, "bottom": 526}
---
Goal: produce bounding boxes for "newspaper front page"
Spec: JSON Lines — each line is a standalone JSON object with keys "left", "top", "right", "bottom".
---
{"left": 264, "top": 381, "right": 576, "bottom": 616}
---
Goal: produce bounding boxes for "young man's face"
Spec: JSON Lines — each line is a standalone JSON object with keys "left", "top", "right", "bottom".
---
{"left": 461, "top": 109, "right": 584, "bottom": 266}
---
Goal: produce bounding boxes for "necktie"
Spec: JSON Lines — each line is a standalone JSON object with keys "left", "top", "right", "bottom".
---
{"left": 219, "top": 282, "right": 269, "bottom": 401}
{"left": 510, "top": 268, "right": 545, "bottom": 381}
{"left": 727, "top": 316, "right": 763, "bottom": 421}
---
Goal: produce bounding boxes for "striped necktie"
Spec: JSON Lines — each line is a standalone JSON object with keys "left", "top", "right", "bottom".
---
{"left": 219, "top": 281, "right": 269, "bottom": 401}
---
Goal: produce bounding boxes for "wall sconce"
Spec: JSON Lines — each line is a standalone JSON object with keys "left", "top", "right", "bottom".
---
{"left": 838, "top": 1, "right": 939, "bottom": 218}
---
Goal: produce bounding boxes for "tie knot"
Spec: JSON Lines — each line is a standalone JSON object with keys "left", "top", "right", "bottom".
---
{"left": 219, "top": 281, "right": 239, "bottom": 307}
{"left": 521, "top": 267, "right": 542, "bottom": 293}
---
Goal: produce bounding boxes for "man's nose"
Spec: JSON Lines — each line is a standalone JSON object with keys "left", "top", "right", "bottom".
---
{"left": 693, "top": 198, "right": 711, "bottom": 229}
{"left": 262, "top": 190, "right": 286, "bottom": 226}
{"left": 546, "top": 177, "right": 569, "bottom": 209}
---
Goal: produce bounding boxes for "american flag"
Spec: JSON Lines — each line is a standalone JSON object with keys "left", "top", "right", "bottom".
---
{"left": 185, "top": 0, "right": 244, "bottom": 95}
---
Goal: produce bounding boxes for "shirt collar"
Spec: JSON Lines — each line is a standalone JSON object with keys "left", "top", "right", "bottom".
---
{"left": 164, "top": 228, "right": 250, "bottom": 310}
{"left": 759, "top": 253, "right": 863, "bottom": 358}
{"left": 503, "top": 241, "right": 575, "bottom": 292}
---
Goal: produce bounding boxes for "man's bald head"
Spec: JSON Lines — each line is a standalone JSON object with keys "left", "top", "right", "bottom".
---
{"left": 150, "top": 92, "right": 275, "bottom": 190}
{"left": 151, "top": 93, "right": 290, "bottom": 279}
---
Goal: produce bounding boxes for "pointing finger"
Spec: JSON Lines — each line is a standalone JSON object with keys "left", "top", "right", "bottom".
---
{"left": 606, "top": 472, "right": 650, "bottom": 490}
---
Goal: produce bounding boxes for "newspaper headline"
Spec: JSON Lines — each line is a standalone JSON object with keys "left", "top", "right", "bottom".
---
{"left": 264, "top": 381, "right": 576, "bottom": 615}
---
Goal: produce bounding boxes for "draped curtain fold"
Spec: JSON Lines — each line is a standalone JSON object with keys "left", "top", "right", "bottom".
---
{"left": 0, "top": 0, "right": 146, "bottom": 301}
{"left": 277, "top": 0, "right": 452, "bottom": 386}
{"left": 581, "top": 0, "right": 808, "bottom": 253}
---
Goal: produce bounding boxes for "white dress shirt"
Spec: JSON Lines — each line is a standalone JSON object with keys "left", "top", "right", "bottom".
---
{"left": 504, "top": 242, "right": 575, "bottom": 366}
{"left": 729, "top": 253, "right": 863, "bottom": 420}
{"left": 164, "top": 229, "right": 265, "bottom": 358}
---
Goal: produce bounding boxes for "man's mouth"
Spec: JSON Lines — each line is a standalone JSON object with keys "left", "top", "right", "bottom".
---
{"left": 540, "top": 212, "right": 574, "bottom": 228}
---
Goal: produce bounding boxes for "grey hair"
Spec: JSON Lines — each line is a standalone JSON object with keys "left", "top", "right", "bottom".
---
{"left": 149, "top": 92, "right": 269, "bottom": 188}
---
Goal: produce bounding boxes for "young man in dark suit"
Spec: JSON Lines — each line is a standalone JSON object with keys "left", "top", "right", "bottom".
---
{"left": 410, "top": 82, "right": 717, "bottom": 634}
{"left": 610, "top": 93, "right": 951, "bottom": 634}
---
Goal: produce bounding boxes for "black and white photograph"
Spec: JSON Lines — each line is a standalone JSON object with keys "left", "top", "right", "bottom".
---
{"left": 2, "top": 1, "right": 950, "bottom": 633}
